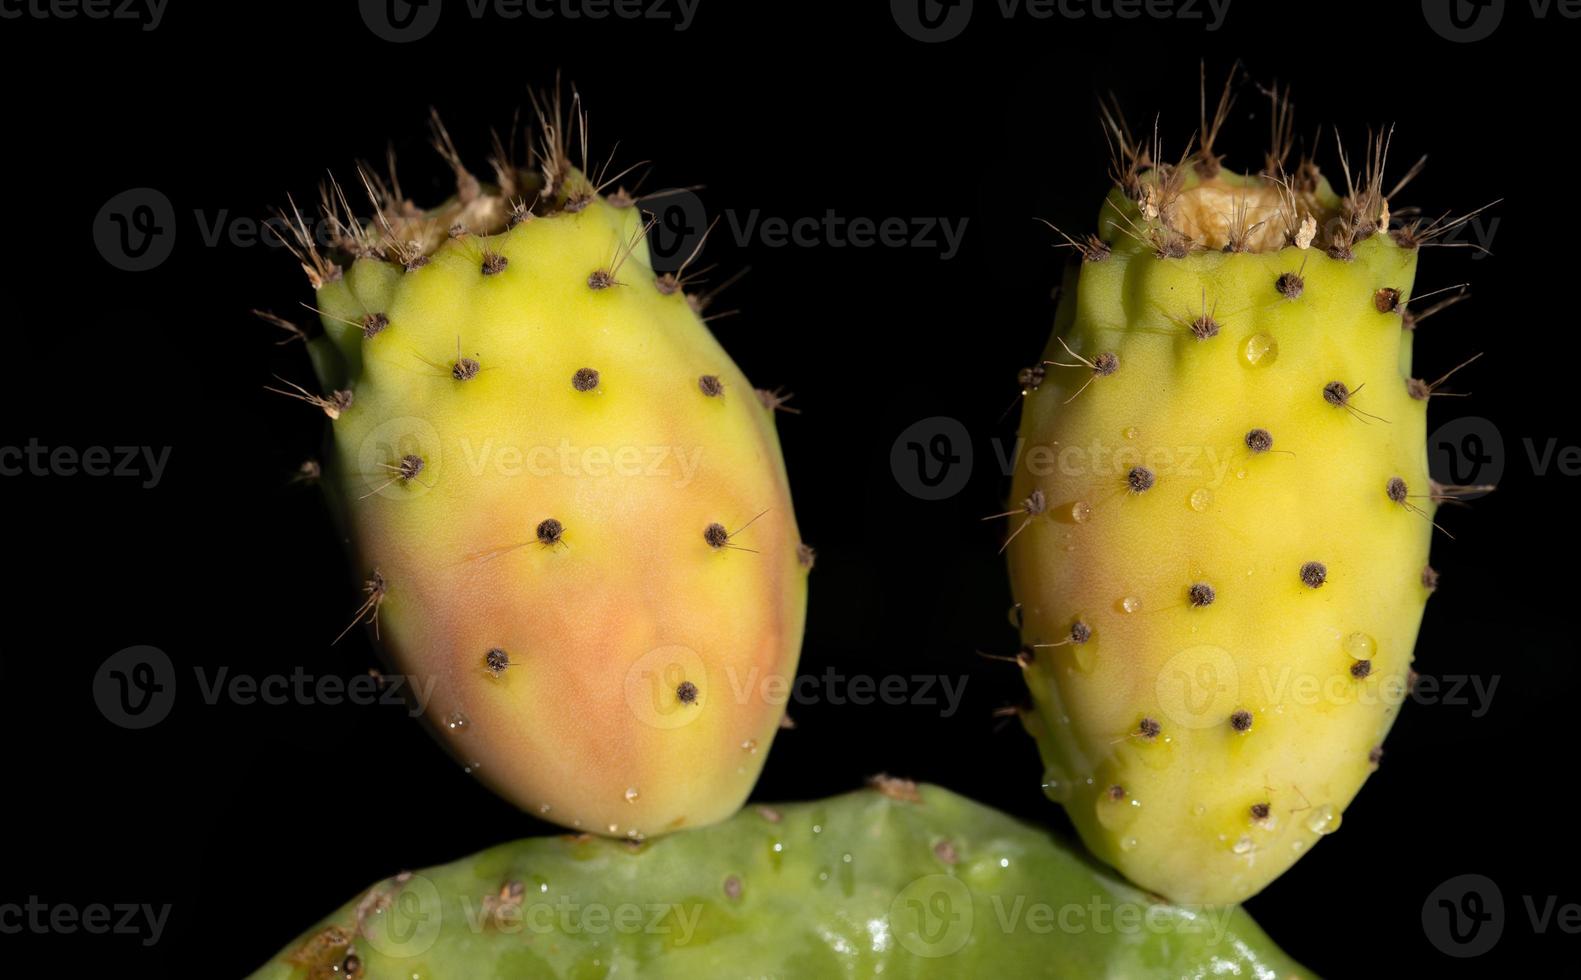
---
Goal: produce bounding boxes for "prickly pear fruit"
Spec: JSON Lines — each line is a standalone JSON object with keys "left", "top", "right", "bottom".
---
{"left": 249, "top": 780, "right": 1308, "bottom": 979}
{"left": 1004, "top": 96, "right": 1480, "bottom": 905}
{"left": 272, "top": 100, "right": 808, "bottom": 839}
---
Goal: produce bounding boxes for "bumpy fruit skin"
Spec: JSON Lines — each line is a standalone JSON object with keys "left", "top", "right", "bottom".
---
{"left": 305, "top": 163, "right": 807, "bottom": 839}
{"left": 249, "top": 782, "right": 1310, "bottom": 979}
{"left": 1009, "top": 166, "right": 1432, "bottom": 905}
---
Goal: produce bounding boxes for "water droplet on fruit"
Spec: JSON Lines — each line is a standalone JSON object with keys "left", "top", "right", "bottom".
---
{"left": 1189, "top": 487, "right": 1213, "bottom": 512}
{"left": 539, "top": 803, "right": 552, "bottom": 815}
{"left": 1096, "top": 793, "right": 1142, "bottom": 831}
{"left": 1305, "top": 804, "right": 1341, "bottom": 835}
{"left": 1192, "top": 804, "right": 1206, "bottom": 816}
{"left": 1241, "top": 332, "right": 1278, "bottom": 367}
{"left": 1094, "top": 770, "right": 1142, "bottom": 831}
{"left": 1232, "top": 835, "right": 1255, "bottom": 854}
{"left": 446, "top": 711, "right": 470, "bottom": 732}
{"left": 1343, "top": 632, "right": 1377, "bottom": 661}
{"left": 1070, "top": 501, "right": 1092, "bottom": 524}
{"left": 1119, "top": 836, "right": 1139, "bottom": 852}
{"left": 1041, "top": 765, "right": 1073, "bottom": 803}
{"left": 1121, "top": 595, "right": 1141, "bottom": 614}
{"left": 1123, "top": 426, "right": 1139, "bottom": 440}
{"left": 625, "top": 787, "right": 640, "bottom": 803}
{"left": 1130, "top": 733, "right": 1175, "bottom": 770}
{"left": 741, "top": 739, "right": 758, "bottom": 753}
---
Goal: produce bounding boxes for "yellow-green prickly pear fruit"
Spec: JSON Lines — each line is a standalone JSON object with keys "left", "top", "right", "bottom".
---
{"left": 272, "top": 98, "right": 809, "bottom": 839}
{"left": 1004, "top": 90, "right": 1483, "bottom": 905}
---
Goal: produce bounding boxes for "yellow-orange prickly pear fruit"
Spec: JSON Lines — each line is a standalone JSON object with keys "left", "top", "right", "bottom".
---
{"left": 271, "top": 98, "right": 809, "bottom": 839}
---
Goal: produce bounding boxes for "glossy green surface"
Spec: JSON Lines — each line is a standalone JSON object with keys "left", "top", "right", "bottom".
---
{"left": 251, "top": 783, "right": 1310, "bottom": 979}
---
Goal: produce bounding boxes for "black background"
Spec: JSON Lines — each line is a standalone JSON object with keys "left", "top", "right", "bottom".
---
{"left": 3, "top": 0, "right": 1574, "bottom": 975}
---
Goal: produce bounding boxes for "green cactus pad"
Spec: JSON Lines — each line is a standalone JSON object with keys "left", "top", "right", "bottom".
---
{"left": 249, "top": 781, "right": 1310, "bottom": 979}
